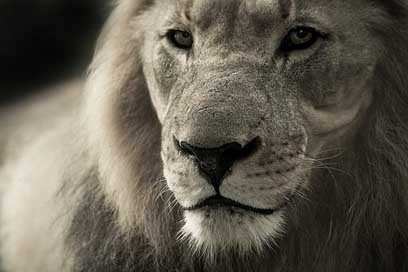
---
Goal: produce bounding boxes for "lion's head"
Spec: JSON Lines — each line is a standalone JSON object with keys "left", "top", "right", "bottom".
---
{"left": 141, "top": 0, "right": 383, "bottom": 253}
{"left": 80, "top": 0, "right": 408, "bottom": 270}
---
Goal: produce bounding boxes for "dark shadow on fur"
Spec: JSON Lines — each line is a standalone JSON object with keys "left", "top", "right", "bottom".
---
{"left": 65, "top": 0, "right": 408, "bottom": 271}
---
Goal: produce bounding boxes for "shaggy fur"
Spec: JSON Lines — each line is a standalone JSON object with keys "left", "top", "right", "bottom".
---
{"left": 1, "top": 0, "right": 408, "bottom": 271}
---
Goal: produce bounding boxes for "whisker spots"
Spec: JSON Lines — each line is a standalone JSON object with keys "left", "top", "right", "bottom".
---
{"left": 247, "top": 164, "right": 299, "bottom": 179}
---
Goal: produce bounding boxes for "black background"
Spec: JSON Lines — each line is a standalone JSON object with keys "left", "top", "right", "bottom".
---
{"left": 0, "top": 0, "right": 111, "bottom": 104}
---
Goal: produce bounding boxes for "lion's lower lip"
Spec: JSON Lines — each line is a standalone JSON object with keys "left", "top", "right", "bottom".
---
{"left": 184, "top": 195, "right": 279, "bottom": 215}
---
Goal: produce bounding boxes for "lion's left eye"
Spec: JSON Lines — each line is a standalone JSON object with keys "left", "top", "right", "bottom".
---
{"left": 167, "top": 30, "right": 193, "bottom": 49}
{"left": 280, "top": 27, "right": 320, "bottom": 52}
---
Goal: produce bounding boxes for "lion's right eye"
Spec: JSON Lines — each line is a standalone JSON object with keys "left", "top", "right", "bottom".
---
{"left": 167, "top": 30, "right": 193, "bottom": 49}
{"left": 280, "top": 27, "right": 322, "bottom": 52}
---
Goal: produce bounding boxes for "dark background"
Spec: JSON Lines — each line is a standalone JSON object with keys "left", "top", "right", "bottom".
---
{"left": 0, "top": 0, "right": 111, "bottom": 104}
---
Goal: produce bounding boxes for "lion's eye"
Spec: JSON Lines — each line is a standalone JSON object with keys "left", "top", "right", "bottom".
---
{"left": 167, "top": 30, "right": 193, "bottom": 49}
{"left": 280, "top": 27, "right": 320, "bottom": 52}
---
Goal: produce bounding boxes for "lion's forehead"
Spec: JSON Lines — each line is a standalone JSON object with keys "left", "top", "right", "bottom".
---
{"left": 188, "top": 0, "right": 286, "bottom": 23}
{"left": 172, "top": 0, "right": 287, "bottom": 35}
{"left": 169, "top": 0, "right": 370, "bottom": 33}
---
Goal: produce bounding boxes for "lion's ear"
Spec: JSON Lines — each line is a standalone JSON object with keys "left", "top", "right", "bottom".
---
{"left": 83, "top": 0, "right": 162, "bottom": 228}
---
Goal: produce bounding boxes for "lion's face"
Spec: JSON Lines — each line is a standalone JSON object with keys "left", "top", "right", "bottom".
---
{"left": 141, "top": 0, "right": 379, "bottom": 253}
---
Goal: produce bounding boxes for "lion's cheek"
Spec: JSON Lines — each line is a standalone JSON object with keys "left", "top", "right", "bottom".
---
{"left": 143, "top": 45, "right": 183, "bottom": 122}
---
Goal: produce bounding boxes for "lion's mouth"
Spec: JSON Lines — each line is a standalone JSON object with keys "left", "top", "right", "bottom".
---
{"left": 184, "top": 195, "right": 285, "bottom": 215}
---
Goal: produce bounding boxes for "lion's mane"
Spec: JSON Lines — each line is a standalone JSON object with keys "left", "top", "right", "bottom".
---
{"left": 65, "top": 0, "right": 408, "bottom": 271}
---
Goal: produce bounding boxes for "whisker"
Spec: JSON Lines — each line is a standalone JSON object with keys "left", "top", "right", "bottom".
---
{"left": 303, "top": 149, "right": 345, "bottom": 162}
{"left": 155, "top": 186, "right": 172, "bottom": 202}
{"left": 277, "top": 172, "right": 310, "bottom": 203}
{"left": 167, "top": 197, "right": 180, "bottom": 213}
{"left": 304, "top": 165, "right": 350, "bottom": 176}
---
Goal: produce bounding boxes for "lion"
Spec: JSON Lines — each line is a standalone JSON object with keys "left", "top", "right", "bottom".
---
{"left": 1, "top": 0, "right": 408, "bottom": 271}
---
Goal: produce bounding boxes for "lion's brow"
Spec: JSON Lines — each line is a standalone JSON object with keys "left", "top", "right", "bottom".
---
{"left": 279, "top": 0, "right": 293, "bottom": 19}
{"left": 183, "top": 0, "right": 193, "bottom": 21}
{"left": 178, "top": 0, "right": 294, "bottom": 28}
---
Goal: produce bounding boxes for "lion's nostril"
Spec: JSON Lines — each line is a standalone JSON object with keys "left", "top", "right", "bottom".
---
{"left": 176, "top": 137, "right": 262, "bottom": 192}
{"left": 238, "top": 137, "right": 262, "bottom": 160}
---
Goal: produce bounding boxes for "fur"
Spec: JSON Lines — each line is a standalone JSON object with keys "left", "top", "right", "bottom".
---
{"left": 1, "top": 0, "right": 408, "bottom": 271}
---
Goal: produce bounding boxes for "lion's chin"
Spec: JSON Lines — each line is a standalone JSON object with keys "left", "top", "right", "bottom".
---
{"left": 178, "top": 207, "right": 286, "bottom": 258}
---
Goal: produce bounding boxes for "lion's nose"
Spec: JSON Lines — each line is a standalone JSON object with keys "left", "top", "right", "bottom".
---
{"left": 177, "top": 137, "right": 261, "bottom": 191}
